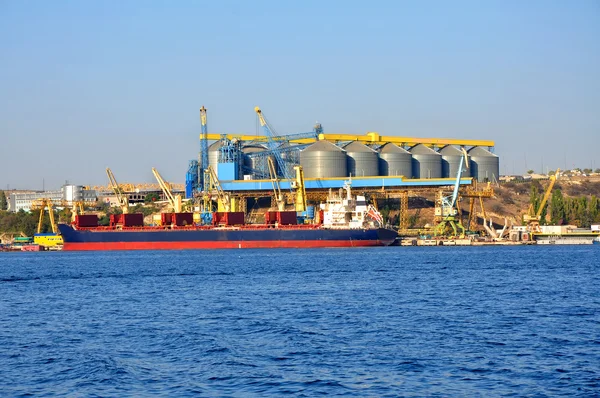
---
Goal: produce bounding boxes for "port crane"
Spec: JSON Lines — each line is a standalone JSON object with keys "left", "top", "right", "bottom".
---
{"left": 458, "top": 181, "right": 494, "bottom": 232}
{"left": 106, "top": 168, "right": 129, "bottom": 214}
{"left": 31, "top": 198, "right": 58, "bottom": 234}
{"left": 434, "top": 148, "right": 469, "bottom": 237}
{"left": 254, "top": 106, "right": 293, "bottom": 182}
{"left": 524, "top": 168, "right": 560, "bottom": 232}
{"left": 152, "top": 167, "right": 183, "bottom": 213}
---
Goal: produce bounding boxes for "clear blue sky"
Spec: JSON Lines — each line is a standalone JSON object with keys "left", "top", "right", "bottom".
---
{"left": 1, "top": 0, "right": 598, "bottom": 189}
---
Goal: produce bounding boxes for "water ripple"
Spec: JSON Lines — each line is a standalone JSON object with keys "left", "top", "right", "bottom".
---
{"left": 0, "top": 246, "right": 599, "bottom": 396}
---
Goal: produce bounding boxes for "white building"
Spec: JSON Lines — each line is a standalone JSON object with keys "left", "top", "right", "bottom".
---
{"left": 8, "top": 185, "right": 97, "bottom": 212}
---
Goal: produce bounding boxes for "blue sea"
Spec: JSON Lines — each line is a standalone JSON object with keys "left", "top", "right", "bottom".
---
{"left": 1, "top": 246, "right": 599, "bottom": 396}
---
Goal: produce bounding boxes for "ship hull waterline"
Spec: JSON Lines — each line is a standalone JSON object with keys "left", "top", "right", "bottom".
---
{"left": 58, "top": 224, "right": 397, "bottom": 251}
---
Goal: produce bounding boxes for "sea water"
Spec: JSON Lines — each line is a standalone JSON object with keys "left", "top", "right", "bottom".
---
{"left": 1, "top": 246, "right": 598, "bottom": 396}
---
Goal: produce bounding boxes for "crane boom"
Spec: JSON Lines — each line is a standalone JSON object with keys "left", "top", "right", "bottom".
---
{"left": 536, "top": 168, "right": 560, "bottom": 218}
{"left": 524, "top": 168, "right": 560, "bottom": 232}
{"left": 106, "top": 168, "right": 129, "bottom": 214}
{"left": 254, "top": 106, "right": 293, "bottom": 183}
{"left": 450, "top": 148, "right": 469, "bottom": 208}
{"left": 152, "top": 167, "right": 182, "bottom": 213}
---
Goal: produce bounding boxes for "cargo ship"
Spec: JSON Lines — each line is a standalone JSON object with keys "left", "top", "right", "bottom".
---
{"left": 58, "top": 188, "right": 397, "bottom": 251}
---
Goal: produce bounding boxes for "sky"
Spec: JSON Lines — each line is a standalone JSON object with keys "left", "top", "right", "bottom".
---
{"left": 1, "top": 0, "right": 598, "bottom": 190}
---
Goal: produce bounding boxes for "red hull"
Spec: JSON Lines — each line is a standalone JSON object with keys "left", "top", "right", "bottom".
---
{"left": 63, "top": 240, "right": 384, "bottom": 251}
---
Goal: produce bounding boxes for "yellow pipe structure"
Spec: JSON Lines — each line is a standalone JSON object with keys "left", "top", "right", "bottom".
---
{"left": 204, "top": 132, "right": 494, "bottom": 148}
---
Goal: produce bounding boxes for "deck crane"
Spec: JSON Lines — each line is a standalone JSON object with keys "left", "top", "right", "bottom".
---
{"left": 434, "top": 148, "right": 469, "bottom": 237}
{"left": 152, "top": 167, "right": 183, "bottom": 213}
{"left": 254, "top": 106, "right": 293, "bottom": 183}
{"left": 524, "top": 168, "right": 560, "bottom": 232}
{"left": 292, "top": 166, "right": 307, "bottom": 212}
{"left": 71, "top": 201, "right": 85, "bottom": 223}
{"left": 106, "top": 168, "right": 129, "bottom": 214}
{"left": 267, "top": 157, "right": 286, "bottom": 211}
{"left": 206, "top": 165, "right": 231, "bottom": 212}
{"left": 199, "top": 106, "right": 210, "bottom": 192}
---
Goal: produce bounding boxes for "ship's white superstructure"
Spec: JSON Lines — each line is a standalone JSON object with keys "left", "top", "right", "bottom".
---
{"left": 321, "top": 182, "right": 383, "bottom": 229}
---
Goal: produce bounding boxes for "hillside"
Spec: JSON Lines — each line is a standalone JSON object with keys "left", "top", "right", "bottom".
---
{"left": 380, "top": 178, "right": 600, "bottom": 231}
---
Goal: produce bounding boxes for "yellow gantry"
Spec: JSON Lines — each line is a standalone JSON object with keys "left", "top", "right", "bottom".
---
{"left": 204, "top": 132, "right": 494, "bottom": 148}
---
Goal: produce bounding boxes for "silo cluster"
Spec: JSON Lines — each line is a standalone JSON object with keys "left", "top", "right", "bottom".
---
{"left": 212, "top": 140, "right": 498, "bottom": 182}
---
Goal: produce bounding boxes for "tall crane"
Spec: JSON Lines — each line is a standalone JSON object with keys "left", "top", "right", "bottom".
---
{"left": 106, "top": 168, "right": 129, "bottom": 214}
{"left": 152, "top": 167, "right": 183, "bottom": 213}
{"left": 199, "top": 106, "right": 209, "bottom": 192}
{"left": 254, "top": 106, "right": 293, "bottom": 182}
{"left": 524, "top": 168, "right": 560, "bottom": 232}
{"left": 434, "top": 148, "right": 469, "bottom": 237}
{"left": 267, "top": 157, "right": 286, "bottom": 211}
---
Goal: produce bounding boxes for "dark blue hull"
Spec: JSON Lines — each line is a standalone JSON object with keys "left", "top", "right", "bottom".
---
{"left": 57, "top": 224, "right": 398, "bottom": 250}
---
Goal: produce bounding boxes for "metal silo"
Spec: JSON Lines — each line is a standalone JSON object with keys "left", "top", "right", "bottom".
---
{"left": 409, "top": 144, "right": 442, "bottom": 179}
{"left": 468, "top": 147, "right": 499, "bottom": 182}
{"left": 242, "top": 145, "right": 268, "bottom": 177}
{"left": 300, "top": 141, "right": 347, "bottom": 178}
{"left": 208, "top": 141, "right": 224, "bottom": 173}
{"left": 439, "top": 145, "right": 471, "bottom": 178}
{"left": 344, "top": 141, "right": 378, "bottom": 177}
{"left": 378, "top": 143, "right": 412, "bottom": 177}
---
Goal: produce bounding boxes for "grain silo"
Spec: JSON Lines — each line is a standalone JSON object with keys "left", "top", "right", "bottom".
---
{"left": 300, "top": 141, "right": 347, "bottom": 178}
{"left": 208, "top": 141, "right": 224, "bottom": 173}
{"left": 242, "top": 144, "right": 268, "bottom": 177}
{"left": 439, "top": 145, "right": 471, "bottom": 178}
{"left": 344, "top": 141, "right": 379, "bottom": 177}
{"left": 378, "top": 143, "right": 412, "bottom": 177}
{"left": 468, "top": 147, "right": 499, "bottom": 182}
{"left": 409, "top": 144, "right": 442, "bottom": 179}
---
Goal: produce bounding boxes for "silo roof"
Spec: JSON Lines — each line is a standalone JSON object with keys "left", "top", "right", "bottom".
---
{"left": 242, "top": 144, "right": 266, "bottom": 153}
{"left": 439, "top": 145, "right": 464, "bottom": 156}
{"left": 303, "top": 140, "right": 345, "bottom": 153}
{"left": 409, "top": 143, "right": 440, "bottom": 155}
{"left": 344, "top": 141, "right": 377, "bottom": 153}
{"left": 208, "top": 141, "right": 224, "bottom": 150}
{"left": 379, "top": 143, "right": 410, "bottom": 154}
{"left": 468, "top": 147, "right": 498, "bottom": 157}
